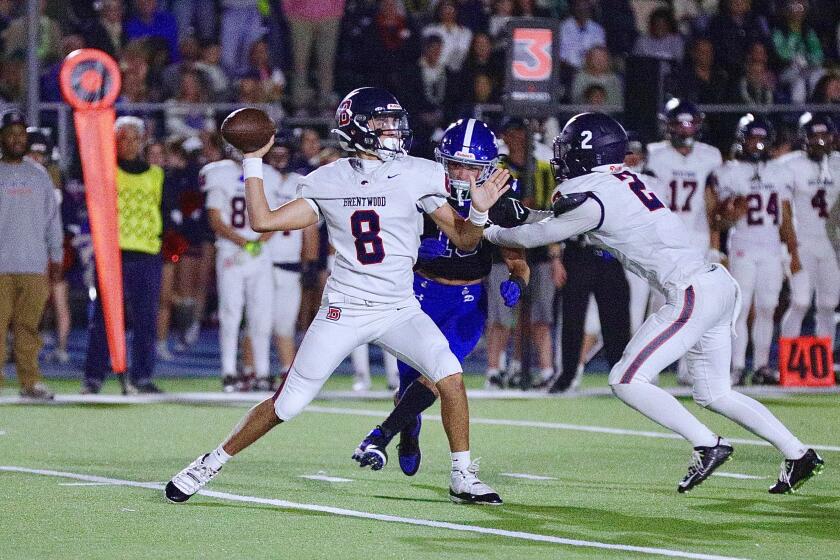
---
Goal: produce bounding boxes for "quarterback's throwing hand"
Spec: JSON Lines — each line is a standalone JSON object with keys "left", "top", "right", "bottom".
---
{"left": 470, "top": 168, "right": 511, "bottom": 212}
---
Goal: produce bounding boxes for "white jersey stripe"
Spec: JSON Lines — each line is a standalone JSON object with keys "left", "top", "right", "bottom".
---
{"left": 462, "top": 119, "right": 476, "bottom": 153}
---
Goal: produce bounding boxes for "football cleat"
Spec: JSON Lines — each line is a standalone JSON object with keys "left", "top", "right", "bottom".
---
{"left": 398, "top": 415, "right": 422, "bottom": 476}
{"left": 752, "top": 366, "right": 779, "bottom": 385}
{"left": 484, "top": 372, "right": 506, "bottom": 390}
{"left": 449, "top": 459, "right": 503, "bottom": 505}
{"left": 678, "top": 438, "right": 733, "bottom": 493}
{"left": 769, "top": 448, "right": 824, "bottom": 494}
{"left": 222, "top": 374, "right": 238, "bottom": 393}
{"left": 165, "top": 454, "right": 221, "bottom": 503}
{"left": 252, "top": 376, "right": 276, "bottom": 392}
{"left": 352, "top": 426, "right": 391, "bottom": 470}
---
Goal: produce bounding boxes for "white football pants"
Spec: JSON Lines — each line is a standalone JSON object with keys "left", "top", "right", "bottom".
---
{"left": 273, "top": 293, "right": 460, "bottom": 421}
{"left": 216, "top": 252, "right": 273, "bottom": 377}
{"left": 728, "top": 248, "right": 784, "bottom": 370}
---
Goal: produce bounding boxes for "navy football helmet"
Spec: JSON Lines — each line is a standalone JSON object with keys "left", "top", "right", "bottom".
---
{"left": 435, "top": 118, "right": 499, "bottom": 197}
{"left": 798, "top": 112, "right": 835, "bottom": 161}
{"left": 660, "top": 98, "right": 703, "bottom": 149}
{"left": 733, "top": 113, "right": 774, "bottom": 162}
{"left": 552, "top": 112, "right": 628, "bottom": 181}
{"left": 333, "top": 87, "right": 412, "bottom": 161}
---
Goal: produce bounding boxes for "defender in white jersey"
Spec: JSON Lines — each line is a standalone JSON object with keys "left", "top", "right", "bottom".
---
{"left": 715, "top": 114, "right": 801, "bottom": 385}
{"left": 485, "top": 113, "right": 823, "bottom": 494}
{"left": 645, "top": 99, "right": 724, "bottom": 258}
{"left": 166, "top": 87, "right": 510, "bottom": 505}
{"left": 202, "top": 156, "right": 281, "bottom": 391}
{"left": 264, "top": 141, "right": 319, "bottom": 387}
{"left": 780, "top": 114, "right": 840, "bottom": 353}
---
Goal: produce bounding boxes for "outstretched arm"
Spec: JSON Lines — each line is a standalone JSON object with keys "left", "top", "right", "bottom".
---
{"left": 429, "top": 167, "right": 511, "bottom": 251}
{"left": 243, "top": 137, "right": 319, "bottom": 233}
{"left": 483, "top": 198, "right": 602, "bottom": 249}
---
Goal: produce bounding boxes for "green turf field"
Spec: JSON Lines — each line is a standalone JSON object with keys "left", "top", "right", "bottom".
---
{"left": 1, "top": 375, "right": 838, "bottom": 560}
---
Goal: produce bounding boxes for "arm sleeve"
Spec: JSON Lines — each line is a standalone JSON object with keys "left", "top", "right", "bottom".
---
{"left": 483, "top": 198, "right": 602, "bottom": 249}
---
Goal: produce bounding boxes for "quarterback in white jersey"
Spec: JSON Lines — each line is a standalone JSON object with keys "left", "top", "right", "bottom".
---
{"left": 167, "top": 88, "right": 510, "bottom": 506}
{"left": 779, "top": 113, "right": 840, "bottom": 351}
{"left": 714, "top": 114, "right": 800, "bottom": 385}
{"left": 202, "top": 156, "right": 282, "bottom": 391}
{"left": 645, "top": 99, "right": 723, "bottom": 257}
{"left": 485, "top": 112, "right": 822, "bottom": 494}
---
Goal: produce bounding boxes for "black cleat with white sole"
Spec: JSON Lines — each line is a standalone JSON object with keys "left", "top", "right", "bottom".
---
{"left": 677, "top": 438, "right": 733, "bottom": 493}
{"left": 769, "top": 448, "right": 824, "bottom": 494}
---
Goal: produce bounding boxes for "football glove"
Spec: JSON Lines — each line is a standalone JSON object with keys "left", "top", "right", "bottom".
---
{"left": 500, "top": 275, "right": 526, "bottom": 307}
{"left": 418, "top": 237, "right": 447, "bottom": 261}
{"left": 243, "top": 240, "right": 262, "bottom": 257}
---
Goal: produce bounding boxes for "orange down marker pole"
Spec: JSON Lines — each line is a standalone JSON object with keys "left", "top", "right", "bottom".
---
{"left": 59, "top": 49, "right": 127, "bottom": 373}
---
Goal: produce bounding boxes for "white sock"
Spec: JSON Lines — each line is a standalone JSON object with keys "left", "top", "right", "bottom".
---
{"left": 705, "top": 391, "right": 808, "bottom": 459}
{"left": 540, "top": 367, "right": 554, "bottom": 382}
{"left": 612, "top": 383, "right": 719, "bottom": 447}
{"left": 205, "top": 445, "right": 232, "bottom": 470}
{"left": 451, "top": 450, "right": 471, "bottom": 472}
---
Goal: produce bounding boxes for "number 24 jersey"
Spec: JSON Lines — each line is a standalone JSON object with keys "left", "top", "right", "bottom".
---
{"left": 714, "top": 159, "right": 793, "bottom": 253}
{"left": 296, "top": 156, "right": 449, "bottom": 304}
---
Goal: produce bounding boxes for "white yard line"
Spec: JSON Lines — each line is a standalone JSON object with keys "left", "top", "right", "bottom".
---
{"left": 305, "top": 405, "right": 840, "bottom": 453}
{"left": 299, "top": 474, "right": 353, "bottom": 483}
{"left": 711, "top": 473, "right": 768, "bottom": 480}
{"left": 58, "top": 482, "right": 126, "bottom": 486}
{"left": 0, "top": 465, "right": 748, "bottom": 560}
{"left": 0, "top": 430, "right": 6, "bottom": 436}
{"left": 500, "top": 473, "right": 557, "bottom": 480}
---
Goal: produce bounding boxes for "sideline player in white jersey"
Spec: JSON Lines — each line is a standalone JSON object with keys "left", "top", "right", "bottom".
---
{"left": 779, "top": 113, "right": 840, "bottom": 354}
{"left": 202, "top": 149, "right": 281, "bottom": 392}
{"left": 645, "top": 99, "right": 724, "bottom": 259}
{"left": 263, "top": 140, "right": 319, "bottom": 389}
{"left": 166, "top": 87, "right": 510, "bottom": 505}
{"left": 484, "top": 112, "right": 823, "bottom": 494}
{"left": 715, "top": 114, "right": 801, "bottom": 386}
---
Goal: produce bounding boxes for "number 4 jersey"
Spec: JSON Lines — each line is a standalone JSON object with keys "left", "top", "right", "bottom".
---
{"left": 714, "top": 159, "right": 793, "bottom": 256}
{"left": 296, "top": 156, "right": 449, "bottom": 304}
{"left": 201, "top": 159, "right": 283, "bottom": 257}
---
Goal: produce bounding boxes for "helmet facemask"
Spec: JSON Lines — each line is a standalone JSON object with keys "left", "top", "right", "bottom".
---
{"left": 667, "top": 117, "right": 700, "bottom": 149}
{"left": 804, "top": 129, "right": 833, "bottom": 161}
{"left": 335, "top": 109, "right": 412, "bottom": 161}
{"left": 436, "top": 152, "right": 496, "bottom": 201}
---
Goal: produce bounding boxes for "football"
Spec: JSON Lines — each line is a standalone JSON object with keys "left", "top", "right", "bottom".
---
{"left": 221, "top": 108, "right": 275, "bottom": 153}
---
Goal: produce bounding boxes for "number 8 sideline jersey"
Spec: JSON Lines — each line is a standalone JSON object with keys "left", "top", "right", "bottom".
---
{"left": 201, "top": 159, "right": 283, "bottom": 257}
{"left": 714, "top": 159, "right": 793, "bottom": 254}
{"left": 297, "top": 156, "right": 448, "bottom": 304}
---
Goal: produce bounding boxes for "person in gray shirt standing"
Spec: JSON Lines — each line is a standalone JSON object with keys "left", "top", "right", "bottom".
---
{"left": 0, "top": 109, "right": 62, "bottom": 400}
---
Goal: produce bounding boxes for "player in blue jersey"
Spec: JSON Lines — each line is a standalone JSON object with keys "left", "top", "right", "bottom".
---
{"left": 352, "top": 118, "right": 531, "bottom": 475}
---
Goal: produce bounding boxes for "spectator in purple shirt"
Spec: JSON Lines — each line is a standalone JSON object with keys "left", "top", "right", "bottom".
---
{"left": 124, "top": 0, "right": 179, "bottom": 62}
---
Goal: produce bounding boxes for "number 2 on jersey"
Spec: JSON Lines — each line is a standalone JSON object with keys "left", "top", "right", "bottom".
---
{"left": 614, "top": 171, "right": 664, "bottom": 211}
{"left": 350, "top": 210, "right": 386, "bottom": 264}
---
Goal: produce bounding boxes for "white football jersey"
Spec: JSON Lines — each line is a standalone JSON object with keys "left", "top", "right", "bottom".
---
{"left": 644, "top": 142, "right": 722, "bottom": 248}
{"left": 296, "top": 156, "right": 448, "bottom": 303}
{"left": 782, "top": 150, "right": 840, "bottom": 248}
{"left": 264, "top": 171, "right": 305, "bottom": 263}
{"left": 715, "top": 159, "right": 793, "bottom": 253}
{"left": 485, "top": 166, "right": 707, "bottom": 294}
{"left": 202, "top": 159, "right": 283, "bottom": 256}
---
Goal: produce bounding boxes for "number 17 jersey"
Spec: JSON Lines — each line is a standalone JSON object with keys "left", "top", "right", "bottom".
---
{"left": 296, "top": 156, "right": 449, "bottom": 304}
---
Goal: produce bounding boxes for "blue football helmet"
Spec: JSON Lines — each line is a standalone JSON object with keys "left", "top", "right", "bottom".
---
{"left": 435, "top": 118, "right": 499, "bottom": 198}
{"left": 552, "top": 112, "right": 628, "bottom": 181}
{"left": 798, "top": 112, "right": 835, "bottom": 161}
{"left": 660, "top": 98, "right": 703, "bottom": 149}
{"left": 333, "top": 87, "right": 412, "bottom": 161}
{"left": 733, "top": 113, "right": 774, "bottom": 162}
